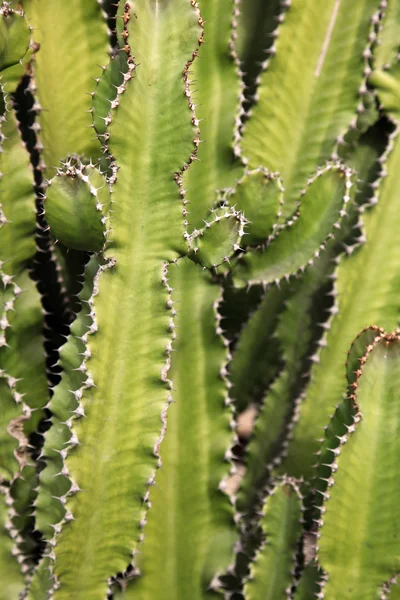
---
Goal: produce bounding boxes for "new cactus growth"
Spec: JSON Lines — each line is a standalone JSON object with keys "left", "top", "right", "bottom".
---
{"left": 1, "top": 0, "right": 400, "bottom": 599}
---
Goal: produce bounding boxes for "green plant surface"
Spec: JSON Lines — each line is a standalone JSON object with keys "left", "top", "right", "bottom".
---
{"left": 44, "top": 160, "right": 110, "bottom": 252}
{"left": 123, "top": 259, "right": 236, "bottom": 599}
{"left": 92, "top": 52, "right": 129, "bottom": 138}
{"left": 188, "top": 205, "right": 246, "bottom": 270}
{"left": 240, "top": 0, "right": 379, "bottom": 213}
{"left": 20, "top": 0, "right": 109, "bottom": 175}
{"left": 39, "top": 3, "right": 203, "bottom": 598}
{"left": 374, "top": 0, "right": 400, "bottom": 70}
{"left": 293, "top": 563, "right": 321, "bottom": 599}
{"left": 369, "top": 66, "right": 400, "bottom": 120}
{"left": 279, "top": 72, "right": 400, "bottom": 481}
{"left": 237, "top": 251, "right": 334, "bottom": 515}
{"left": 230, "top": 282, "right": 288, "bottom": 413}
{"left": 233, "top": 164, "right": 353, "bottom": 287}
{"left": 0, "top": 3, "right": 31, "bottom": 72}
{"left": 317, "top": 332, "right": 400, "bottom": 599}
{"left": 33, "top": 257, "right": 96, "bottom": 541}
{"left": 244, "top": 478, "right": 303, "bottom": 600}
{"left": 227, "top": 169, "right": 284, "bottom": 246}
{"left": 236, "top": 0, "right": 282, "bottom": 100}
{"left": 0, "top": 102, "right": 47, "bottom": 477}
{"left": 382, "top": 577, "right": 400, "bottom": 599}
{"left": 0, "top": 488, "right": 25, "bottom": 600}
{"left": 181, "top": 0, "right": 242, "bottom": 231}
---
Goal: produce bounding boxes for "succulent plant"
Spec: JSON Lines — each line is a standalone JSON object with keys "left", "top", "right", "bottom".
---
{"left": 1, "top": 0, "right": 400, "bottom": 599}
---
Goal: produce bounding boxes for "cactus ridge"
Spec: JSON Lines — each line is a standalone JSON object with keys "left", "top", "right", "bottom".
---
{"left": 181, "top": 0, "right": 243, "bottom": 232}
{"left": 33, "top": 3, "right": 206, "bottom": 597}
{"left": 241, "top": 0, "right": 382, "bottom": 214}
{"left": 233, "top": 163, "right": 354, "bottom": 287}
{"left": 280, "top": 117, "right": 400, "bottom": 480}
{"left": 20, "top": 0, "right": 109, "bottom": 176}
{"left": 244, "top": 477, "right": 304, "bottom": 600}
{"left": 121, "top": 260, "right": 238, "bottom": 599}
{"left": 314, "top": 330, "right": 400, "bottom": 598}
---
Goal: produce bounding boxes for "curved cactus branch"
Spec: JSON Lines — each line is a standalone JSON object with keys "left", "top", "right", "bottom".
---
{"left": 316, "top": 331, "right": 400, "bottom": 599}
{"left": 44, "top": 159, "right": 110, "bottom": 252}
{"left": 240, "top": 0, "right": 381, "bottom": 213}
{"left": 233, "top": 164, "right": 354, "bottom": 287}
{"left": 225, "top": 169, "right": 284, "bottom": 247}
{"left": 278, "top": 119, "right": 399, "bottom": 480}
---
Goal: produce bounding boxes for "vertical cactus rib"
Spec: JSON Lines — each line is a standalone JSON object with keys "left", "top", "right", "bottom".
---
{"left": 122, "top": 260, "right": 237, "bottom": 599}
{"left": 38, "top": 3, "right": 204, "bottom": 598}
{"left": 182, "top": 0, "right": 243, "bottom": 231}
{"left": 316, "top": 332, "right": 400, "bottom": 599}
{"left": 240, "top": 0, "right": 381, "bottom": 213}
{"left": 20, "top": 0, "right": 109, "bottom": 175}
{"left": 0, "top": 11, "right": 48, "bottom": 589}
{"left": 33, "top": 258, "right": 97, "bottom": 540}
{"left": 244, "top": 478, "right": 303, "bottom": 600}
{"left": 0, "top": 104, "right": 47, "bottom": 444}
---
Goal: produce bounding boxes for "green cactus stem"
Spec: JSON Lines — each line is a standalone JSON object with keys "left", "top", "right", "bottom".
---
{"left": 122, "top": 259, "right": 237, "bottom": 599}
{"left": 316, "top": 330, "right": 400, "bottom": 599}
{"left": 244, "top": 478, "right": 303, "bottom": 600}
{"left": 240, "top": 0, "right": 381, "bottom": 213}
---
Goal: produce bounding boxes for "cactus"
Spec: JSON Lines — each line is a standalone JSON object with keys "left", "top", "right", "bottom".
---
{"left": 2, "top": 0, "right": 400, "bottom": 599}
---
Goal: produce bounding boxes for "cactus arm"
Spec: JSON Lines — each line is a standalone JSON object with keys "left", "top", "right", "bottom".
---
{"left": 20, "top": 0, "right": 109, "bottom": 174}
{"left": 233, "top": 164, "right": 353, "bottom": 287}
{"left": 40, "top": 3, "right": 203, "bottom": 598}
{"left": 244, "top": 478, "right": 303, "bottom": 600}
{"left": 188, "top": 205, "right": 246, "bottom": 269}
{"left": 123, "top": 260, "right": 236, "bottom": 599}
{"left": 226, "top": 169, "right": 284, "bottom": 246}
{"left": 317, "top": 333, "right": 400, "bottom": 599}
{"left": 237, "top": 253, "right": 334, "bottom": 515}
{"left": 278, "top": 120, "right": 396, "bottom": 480}
{"left": 181, "top": 0, "right": 243, "bottom": 231}
{"left": 44, "top": 161, "right": 110, "bottom": 252}
{"left": 240, "top": 0, "right": 379, "bottom": 213}
{"left": 374, "top": 0, "right": 400, "bottom": 70}
{"left": 0, "top": 3, "right": 31, "bottom": 71}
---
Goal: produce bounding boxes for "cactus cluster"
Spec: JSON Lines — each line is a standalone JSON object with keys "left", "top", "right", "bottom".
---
{"left": 1, "top": 0, "right": 400, "bottom": 598}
